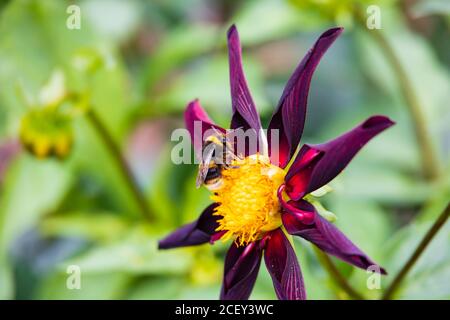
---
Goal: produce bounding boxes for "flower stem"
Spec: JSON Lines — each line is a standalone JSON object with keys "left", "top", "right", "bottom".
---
{"left": 382, "top": 202, "right": 449, "bottom": 299}
{"left": 360, "top": 25, "right": 440, "bottom": 181}
{"left": 86, "top": 109, "right": 154, "bottom": 221}
{"left": 313, "top": 247, "right": 365, "bottom": 300}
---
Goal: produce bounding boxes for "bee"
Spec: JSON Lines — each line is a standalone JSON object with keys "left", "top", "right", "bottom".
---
{"left": 196, "top": 129, "right": 240, "bottom": 189}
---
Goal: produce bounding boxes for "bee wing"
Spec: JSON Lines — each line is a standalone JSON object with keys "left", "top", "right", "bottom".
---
{"left": 195, "top": 144, "right": 215, "bottom": 188}
{"left": 195, "top": 165, "right": 209, "bottom": 188}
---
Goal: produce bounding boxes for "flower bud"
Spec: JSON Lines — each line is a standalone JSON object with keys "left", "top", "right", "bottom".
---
{"left": 19, "top": 108, "right": 73, "bottom": 159}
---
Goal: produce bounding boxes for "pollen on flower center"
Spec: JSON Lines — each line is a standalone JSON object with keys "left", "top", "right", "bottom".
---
{"left": 210, "top": 155, "right": 286, "bottom": 246}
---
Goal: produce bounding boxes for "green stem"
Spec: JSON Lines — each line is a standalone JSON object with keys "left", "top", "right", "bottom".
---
{"left": 358, "top": 17, "right": 440, "bottom": 181}
{"left": 314, "top": 247, "right": 365, "bottom": 300}
{"left": 86, "top": 109, "right": 154, "bottom": 221}
{"left": 382, "top": 202, "right": 450, "bottom": 299}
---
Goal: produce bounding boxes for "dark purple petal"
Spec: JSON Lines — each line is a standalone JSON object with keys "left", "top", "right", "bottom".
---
{"left": 268, "top": 27, "right": 343, "bottom": 168}
{"left": 158, "top": 203, "right": 221, "bottom": 249}
{"left": 264, "top": 228, "right": 306, "bottom": 300}
{"left": 227, "top": 25, "right": 262, "bottom": 132}
{"left": 184, "top": 99, "right": 225, "bottom": 154}
{"left": 285, "top": 115, "right": 395, "bottom": 200}
{"left": 282, "top": 199, "right": 387, "bottom": 274}
{"left": 281, "top": 148, "right": 323, "bottom": 202}
{"left": 220, "top": 241, "right": 263, "bottom": 300}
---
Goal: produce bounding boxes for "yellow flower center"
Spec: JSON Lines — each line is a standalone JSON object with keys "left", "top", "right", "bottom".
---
{"left": 210, "top": 155, "right": 285, "bottom": 246}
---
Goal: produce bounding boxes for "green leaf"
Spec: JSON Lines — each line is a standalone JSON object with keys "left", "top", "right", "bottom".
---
{"left": 37, "top": 272, "right": 131, "bottom": 300}
{"left": 62, "top": 227, "right": 193, "bottom": 275}
{"left": 181, "top": 174, "right": 213, "bottom": 224}
{"left": 232, "top": 0, "right": 323, "bottom": 45}
{"left": 332, "top": 164, "right": 430, "bottom": 205}
{"left": 148, "top": 148, "right": 192, "bottom": 226}
{"left": 0, "top": 259, "right": 14, "bottom": 300}
{"left": 138, "top": 24, "right": 219, "bottom": 94}
{"left": 412, "top": 0, "right": 450, "bottom": 17}
{"left": 326, "top": 197, "right": 394, "bottom": 260}
{"left": 126, "top": 277, "right": 184, "bottom": 299}
{"left": 384, "top": 221, "right": 450, "bottom": 299}
{"left": 82, "top": 0, "right": 143, "bottom": 44}
{"left": 316, "top": 197, "right": 393, "bottom": 298}
{"left": 356, "top": 13, "right": 450, "bottom": 131}
{"left": 0, "top": 154, "right": 73, "bottom": 299}
{"left": 39, "top": 211, "right": 130, "bottom": 243}
{"left": 383, "top": 186, "right": 450, "bottom": 299}
{"left": 177, "top": 284, "right": 222, "bottom": 300}
{"left": 291, "top": 238, "right": 337, "bottom": 299}
{"left": 153, "top": 55, "right": 269, "bottom": 121}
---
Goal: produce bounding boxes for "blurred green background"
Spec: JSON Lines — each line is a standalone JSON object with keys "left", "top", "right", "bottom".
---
{"left": 0, "top": 0, "right": 449, "bottom": 300}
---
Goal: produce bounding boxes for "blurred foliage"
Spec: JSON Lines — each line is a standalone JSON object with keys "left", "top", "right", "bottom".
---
{"left": 289, "top": 0, "right": 395, "bottom": 26}
{"left": 0, "top": 0, "right": 449, "bottom": 300}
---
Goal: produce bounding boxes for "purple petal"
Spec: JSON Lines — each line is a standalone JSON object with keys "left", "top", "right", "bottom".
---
{"left": 282, "top": 199, "right": 387, "bottom": 274}
{"left": 285, "top": 115, "right": 395, "bottom": 200}
{"left": 220, "top": 241, "right": 263, "bottom": 300}
{"left": 158, "top": 203, "right": 221, "bottom": 249}
{"left": 227, "top": 25, "right": 262, "bottom": 132}
{"left": 281, "top": 148, "right": 323, "bottom": 202}
{"left": 268, "top": 27, "right": 343, "bottom": 168}
{"left": 184, "top": 99, "right": 225, "bottom": 155}
{"left": 264, "top": 228, "right": 306, "bottom": 300}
